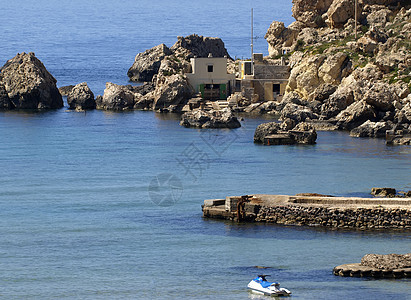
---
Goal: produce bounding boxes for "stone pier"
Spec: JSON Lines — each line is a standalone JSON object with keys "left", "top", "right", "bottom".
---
{"left": 202, "top": 194, "right": 411, "bottom": 229}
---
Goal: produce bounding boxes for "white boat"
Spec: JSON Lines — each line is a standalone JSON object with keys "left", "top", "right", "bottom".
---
{"left": 247, "top": 275, "right": 291, "bottom": 296}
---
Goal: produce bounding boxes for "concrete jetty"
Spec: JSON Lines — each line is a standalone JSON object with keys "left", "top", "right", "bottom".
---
{"left": 202, "top": 194, "right": 411, "bottom": 229}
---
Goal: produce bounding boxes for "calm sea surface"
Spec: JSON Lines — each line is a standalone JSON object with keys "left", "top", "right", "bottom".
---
{"left": 1, "top": 1, "right": 410, "bottom": 299}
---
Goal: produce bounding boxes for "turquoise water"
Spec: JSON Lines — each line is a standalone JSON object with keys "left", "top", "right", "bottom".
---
{"left": 1, "top": 1, "right": 411, "bottom": 299}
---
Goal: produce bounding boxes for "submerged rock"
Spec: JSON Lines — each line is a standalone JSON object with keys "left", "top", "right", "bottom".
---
{"left": 371, "top": 187, "right": 397, "bottom": 197}
{"left": 180, "top": 108, "right": 241, "bottom": 129}
{"left": 0, "top": 52, "right": 63, "bottom": 110}
{"left": 67, "top": 82, "right": 95, "bottom": 110}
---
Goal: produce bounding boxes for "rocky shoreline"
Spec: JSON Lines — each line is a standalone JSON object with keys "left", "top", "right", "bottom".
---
{"left": 202, "top": 193, "right": 411, "bottom": 230}
{"left": 1, "top": 2, "right": 410, "bottom": 144}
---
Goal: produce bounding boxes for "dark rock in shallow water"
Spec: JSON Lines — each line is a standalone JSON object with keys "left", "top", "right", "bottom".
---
{"left": 0, "top": 52, "right": 63, "bottom": 109}
{"left": 180, "top": 108, "right": 241, "bottom": 129}
{"left": 371, "top": 187, "right": 397, "bottom": 197}
{"left": 67, "top": 82, "right": 95, "bottom": 110}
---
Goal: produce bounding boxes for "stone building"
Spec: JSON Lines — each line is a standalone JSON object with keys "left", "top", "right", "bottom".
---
{"left": 238, "top": 53, "right": 289, "bottom": 102}
{"left": 186, "top": 54, "right": 236, "bottom": 100}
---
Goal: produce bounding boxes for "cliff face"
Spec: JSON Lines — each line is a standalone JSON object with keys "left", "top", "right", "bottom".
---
{"left": 264, "top": 1, "right": 410, "bottom": 143}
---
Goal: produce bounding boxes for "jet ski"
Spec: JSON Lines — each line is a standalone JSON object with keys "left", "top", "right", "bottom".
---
{"left": 247, "top": 275, "right": 291, "bottom": 296}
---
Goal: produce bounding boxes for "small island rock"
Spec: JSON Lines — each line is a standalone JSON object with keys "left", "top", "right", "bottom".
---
{"left": 0, "top": 52, "right": 63, "bottom": 110}
{"left": 67, "top": 82, "right": 95, "bottom": 110}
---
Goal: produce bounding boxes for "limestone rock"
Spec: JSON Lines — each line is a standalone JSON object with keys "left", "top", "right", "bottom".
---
{"left": 336, "top": 100, "right": 376, "bottom": 130}
{"left": 366, "top": 7, "right": 393, "bottom": 27}
{"left": 254, "top": 121, "right": 317, "bottom": 144}
{"left": 291, "top": 122, "right": 317, "bottom": 144}
{"left": 265, "top": 21, "right": 300, "bottom": 56}
{"left": 280, "top": 103, "right": 315, "bottom": 122}
{"left": 371, "top": 187, "right": 397, "bottom": 197}
{"left": 327, "top": 0, "right": 356, "bottom": 29}
{"left": 58, "top": 85, "right": 75, "bottom": 96}
{"left": 170, "top": 34, "right": 231, "bottom": 60}
{"left": 67, "top": 82, "right": 95, "bottom": 110}
{"left": 153, "top": 74, "right": 194, "bottom": 111}
{"left": 0, "top": 83, "right": 12, "bottom": 110}
{"left": 395, "top": 102, "right": 411, "bottom": 125}
{"left": 292, "top": 0, "right": 333, "bottom": 27}
{"left": 363, "top": 83, "right": 397, "bottom": 112}
{"left": 361, "top": 253, "right": 411, "bottom": 270}
{"left": 312, "top": 83, "right": 337, "bottom": 103}
{"left": 0, "top": 52, "right": 63, "bottom": 109}
{"left": 350, "top": 120, "right": 391, "bottom": 138}
{"left": 321, "top": 88, "right": 354, "bottom": 118}
{"left": 127, "top": 44, "right": 172, "bottom": 82}
{"left": 180, "top": 108, "right": 241, "bottom": 129}
{"left": 254, "top": 122, "right": 282, "bottom": 143}
{"left": 96, "top": 82, "right": 135, "bottom": 111}
{"left": 318, "top": 52, "right": 350, "bottom": 85}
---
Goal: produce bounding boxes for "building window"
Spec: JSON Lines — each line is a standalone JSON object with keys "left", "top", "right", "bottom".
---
{"left": 207, "top": 65, "right": 213, "bottom": 73}
{"left": 273, "top": 84, "right": 281, "bottom": 94}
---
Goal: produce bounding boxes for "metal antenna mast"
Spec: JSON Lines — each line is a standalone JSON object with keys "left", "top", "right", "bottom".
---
{"left": 251, "top": 8, "right": 254, "bottom": 74}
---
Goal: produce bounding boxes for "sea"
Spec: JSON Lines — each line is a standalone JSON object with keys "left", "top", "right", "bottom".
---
{"left": 0, "top": 1, "right": 410, "bottom": 299}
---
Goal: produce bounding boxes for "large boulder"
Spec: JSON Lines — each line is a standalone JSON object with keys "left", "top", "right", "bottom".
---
{"left": 153, "top": 74, "right": 194, "bottom": 111}
{"left": 67, "top": 82, "right": 95, "bottom": 110}
{"left": 362, "top": 83, "right": 397, "bottom": 112}
{"left": 127, "top": 44, "right": 172, "bottom": 82}
{"left": 0, "top": 52, "right": 63, "bottom": 109}
{"left": 265, "top": 21, "right": 301, "bottom": 56}
{"left": 254, "top": 121, "right": 317, "bottom": 144}
{"left": 170, "top": 34, "right": 231, "bottom": 59}
{"left": 336, "top": 100, "right": 376, "bottom": 130}
{"left": 327, "top": 0, "right": 356, "bottom": 29}
{"left": 292, "top": 0, "right": 333, "bottom": 27}
{"left": 349, "top": 120, "right": 391, "bottom": 138}
{"left": 96, "top": 82, "right": 135, "bottom": 111}
{"left": 321, "top": 88, "right": 354, "bottom": 118}
{"left": 180, "top": 108, "right": 241, "bottom": 129}
{"left": 254, "top": 122, "right": 282, "bottom": 143}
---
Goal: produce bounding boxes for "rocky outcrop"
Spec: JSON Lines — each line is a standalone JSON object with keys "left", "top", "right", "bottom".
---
{"left": 96, "top": 82, "right": 135, "bottom": 111}
{"left": 127, "top": 44, "right": 172, "bottom": 82}
{"left": 336, "top": 101, "right": 376, "bottom": 130}
{"left": 153, "top": 74, "right": 194, "bottom": 111}
{"left": 170, "top": 34, "right": 231, "bottom": 60}
{"left": 0, "top": 52, "right": 63, "bottom": 110}
{"left": 349, "top": 120, "right": 391, "bottom": 137}
{"left": 180, "top": 108, "right": 241, "bottom": 129}
{"left": 291, "top": 0, "right": 333, "bottom": 28}
{"left": 128, "top": 34, "right": 230, "bottom": 83}
{"left": 371, "top": 187, "right": 397, "bottom": 197}
{"left": 67, "top": 82, "right": 95, "bottom": 110}
{"left": 254, "top": 121, "right": 317, "bottom": 145}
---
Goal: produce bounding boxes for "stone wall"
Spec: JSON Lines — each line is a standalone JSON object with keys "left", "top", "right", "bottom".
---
{"left": 254, "top": 205, "right": 411, "bottom": 229}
